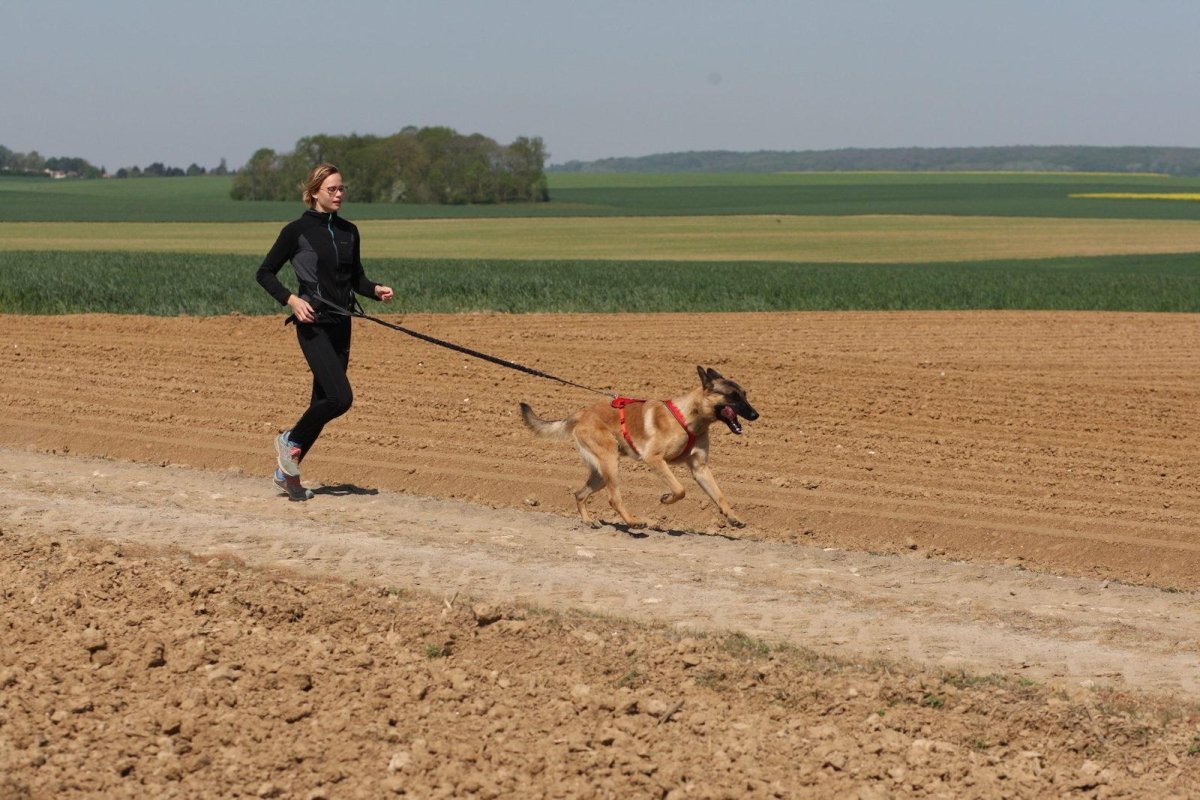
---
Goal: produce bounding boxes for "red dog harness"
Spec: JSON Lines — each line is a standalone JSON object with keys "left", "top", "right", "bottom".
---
{"left": 611, "top": 397, "right": 696, "bottom": 461}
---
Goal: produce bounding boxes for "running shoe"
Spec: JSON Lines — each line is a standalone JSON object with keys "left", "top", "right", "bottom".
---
{"left": 275, "top": 431, "right": 302, "bottom": 477}
{"left": 274, "top": 468, "right": 314, "bottom": 501}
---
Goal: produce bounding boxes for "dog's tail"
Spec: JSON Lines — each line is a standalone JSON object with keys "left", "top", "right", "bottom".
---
{"left": 519, "top": 402, "right": 573, "bottom": 441}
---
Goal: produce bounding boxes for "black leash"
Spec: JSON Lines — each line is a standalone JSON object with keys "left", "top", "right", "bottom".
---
{"left": 296, "top": 296, "right": 613, "bottom": 398}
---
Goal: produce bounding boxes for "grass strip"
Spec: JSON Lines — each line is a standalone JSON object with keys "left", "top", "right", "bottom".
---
{"left": 8, "top": 172, "right": 1200, "bottom": 222}
{"left": 7, "top": 216, "right": 1200, "bottom": 264}
{"left": 3, "top": 251, "right": 1200, "bottom": 315}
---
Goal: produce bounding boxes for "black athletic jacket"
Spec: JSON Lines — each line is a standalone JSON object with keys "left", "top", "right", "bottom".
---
{"left": 256, "top": 209, "right": 380, "bottom": 324}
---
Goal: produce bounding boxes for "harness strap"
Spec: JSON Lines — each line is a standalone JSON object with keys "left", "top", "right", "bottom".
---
{"left": 612, "top": 396, "right": 644, "bottom": 456}
{"left": 665, "top": 400, "right": 697, "bottom": 459}
{"left": 611, "top": 397, "right": 696, "bottom": 460}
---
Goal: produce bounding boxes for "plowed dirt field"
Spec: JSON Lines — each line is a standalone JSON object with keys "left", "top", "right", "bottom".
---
{"left": 3, "top": 311, "right": 1200, "bottom": 798}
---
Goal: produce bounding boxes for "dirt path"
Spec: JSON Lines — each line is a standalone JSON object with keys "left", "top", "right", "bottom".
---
{"left": 5, "top": 445, "right": 1200, "bottom": 701}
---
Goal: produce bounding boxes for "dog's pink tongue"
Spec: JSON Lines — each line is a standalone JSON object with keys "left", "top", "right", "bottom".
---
{"left": 721, "top": 406, "right": 737, "bottom": 421}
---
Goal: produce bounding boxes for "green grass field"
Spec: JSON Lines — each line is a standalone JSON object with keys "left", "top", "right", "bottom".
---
{"left": 7, "top": 171, "right": 1200, "bottom": 221}
{"left": 4, "top": 251, "right": 1200, "bottom": 315}
{"left": 3, "top": 171, "right": 1200, "bottom": 314}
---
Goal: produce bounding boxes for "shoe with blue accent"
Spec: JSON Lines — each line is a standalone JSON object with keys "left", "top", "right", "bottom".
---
{"left": 274, "top": 468, "right": 313, "bottom": 501}
{"left": 275, "top": 431, "right": 302, "bottom": 477}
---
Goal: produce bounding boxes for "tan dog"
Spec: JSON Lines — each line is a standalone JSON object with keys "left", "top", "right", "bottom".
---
{"left": 520, "top": 366, "right": 759, "bottom": 529}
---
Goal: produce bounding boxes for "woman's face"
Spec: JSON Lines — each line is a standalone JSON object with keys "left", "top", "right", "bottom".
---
{"left": 313, "top": 172, "right": 346, "bottom": 213}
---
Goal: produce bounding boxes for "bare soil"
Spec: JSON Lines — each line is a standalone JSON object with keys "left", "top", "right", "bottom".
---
{"left": 3, "top": 311, "right": 1199, "bottom": 798}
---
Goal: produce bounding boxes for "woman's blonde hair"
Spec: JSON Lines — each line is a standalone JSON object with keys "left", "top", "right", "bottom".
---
{"left": 302, "top": 163, "right": 340, "bottom": 208}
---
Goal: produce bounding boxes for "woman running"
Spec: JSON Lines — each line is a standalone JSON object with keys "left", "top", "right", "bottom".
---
{"left": 255, "top": 163, "right": 394, "bottom": 500}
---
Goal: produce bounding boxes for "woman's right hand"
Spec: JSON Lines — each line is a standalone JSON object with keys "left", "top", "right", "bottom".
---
{"left": 288, "top": 294, "right": 316, "bottom": 323}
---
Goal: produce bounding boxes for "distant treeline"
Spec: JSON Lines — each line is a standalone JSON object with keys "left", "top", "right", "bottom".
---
{"left": 232, "top": 127, "right": 549, "bottom": 205}
{"left": 551, "top": 146, "right": 1200, "bottom": 176}
{"left": 113, "top": 160, "right": 229, "bottom": 179}
{"left": 0, "top": 144, "right": 229, "bottom": 179}
{"left": 1, "top": 145, "right": 104, "bottom": 179}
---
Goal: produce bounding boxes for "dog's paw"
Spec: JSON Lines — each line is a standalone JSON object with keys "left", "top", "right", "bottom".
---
{"left": 726, "top": 516, "right": 746, "bottom": 529}
{"left": 660, "top": 492, "right": 684, "bottom": 505}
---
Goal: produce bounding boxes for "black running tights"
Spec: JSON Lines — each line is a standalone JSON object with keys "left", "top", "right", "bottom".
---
{"left": 290, "top": 319, "right": 353, "bottom": 460}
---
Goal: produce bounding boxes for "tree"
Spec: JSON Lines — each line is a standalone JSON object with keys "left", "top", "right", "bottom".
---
{"left": 506, "top": 136, "right": 550, "bottom": 201}
{"left": 229, "top": 127, "right": 549, "bottom": 204}
{"left": 231, "top": 148, "right": 285, "bottom": 200}
{"left": 8, "top": 150, "right": 45, "bottom": 173}
{"left": 44, "top": 156, "right": 100, "bottom": 178}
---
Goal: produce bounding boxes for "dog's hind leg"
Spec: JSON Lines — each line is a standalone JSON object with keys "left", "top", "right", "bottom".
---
{"left": 573, "top": 437, "right": 642, "bottom": 528}
{"left": 592, "top": 448, "right": 643, "bottom": 528}
{"left": 574, "top": 467, "right": 605, "bottom": 527}
{"left": 603, "top": 479, "right": 643, "bottom": 529}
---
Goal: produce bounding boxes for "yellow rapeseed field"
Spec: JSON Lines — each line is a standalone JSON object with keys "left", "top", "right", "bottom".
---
{"left": 5, "top": 215, "right": 1200, "bottom": 263}
{"left": 1071, "top": 193, "right": 1200, "bottom": 201}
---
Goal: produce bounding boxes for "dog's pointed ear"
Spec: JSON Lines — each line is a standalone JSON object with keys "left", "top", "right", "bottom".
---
{"left": 705, "top": 367, "right": 725, "bottom": 384}
{"left": 697, "top": 365, "right": 713, "bottom": 390}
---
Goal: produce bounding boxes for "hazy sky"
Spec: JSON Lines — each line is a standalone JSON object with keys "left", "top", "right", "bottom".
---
{"left": 5, "top": 0, "right": 1198, "bottom": 170}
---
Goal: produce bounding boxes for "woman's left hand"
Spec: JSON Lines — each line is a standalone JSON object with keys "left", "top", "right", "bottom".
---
{"left": 375, "top": 285, "right": 394, "bottom": 303}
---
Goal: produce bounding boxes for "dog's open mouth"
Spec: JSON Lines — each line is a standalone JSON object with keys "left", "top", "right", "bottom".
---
{"left": 718, "top": 405, "right": 743, "bottom": 434}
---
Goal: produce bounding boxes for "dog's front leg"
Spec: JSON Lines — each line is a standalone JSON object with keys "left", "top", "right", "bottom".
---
{"left": 645, "top": 456, "right": 687, "bottom": 505}
{"left": 689, "top": 462, "right": 744, "bottom": 527}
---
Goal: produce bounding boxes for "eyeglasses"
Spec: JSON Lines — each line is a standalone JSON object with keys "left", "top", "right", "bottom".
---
{"left": 325, "top": 185, "right": 348, "bottom": 195}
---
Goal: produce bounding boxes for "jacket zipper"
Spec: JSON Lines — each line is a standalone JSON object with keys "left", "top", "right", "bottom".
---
{"left": 326, "top": 213, "right": 339, "bottom": 263}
